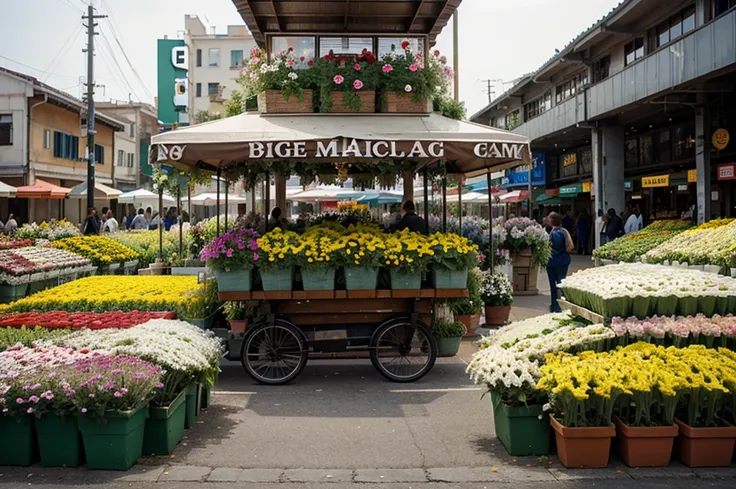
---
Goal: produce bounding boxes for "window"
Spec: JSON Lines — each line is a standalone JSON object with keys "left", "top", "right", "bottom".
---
{"left": 0, "top": 115, "right": 12, "bottom": 145}
{"left": 625, "top": 137, "right": 639, "bottom": 168}
{"left": 95, "top": 144, "right": 104, "bottom": 165}
{"left": 319, "top": 37, "right": 373, "bottom": 57}
{"left": 562, "top": 152, "right": 578, "bottom": 177}
{"left": 127, "top": 153, "right": 134, "bottom": 168}
{"left": 43, "top": 129, "right": 50, "bottom": 149}
{"left": 624, "top": 38, "right": 644, "bottom": 66}
{"left": 579, "top": 148, "right": 592, "bottom": 174}
{"left": 208, "top": 83, "right": 219, "bottom": 96}
{"left": 208, "top": 48, "right": 220, "bottom": 67}
{"left": 196, "top": 49, "right": 202, "bottom": 67}
{"left": 716, "top": 0, "right": 736, "bottom": 17}
{"left": 523, "top": 90, "right": 551, "bottom": 121}
{"left": 656, "top": 5, "right": 696, "bottom": 47}
{"left": 271, "top": 36, "right": 316, "bottom": 69}
{"left": 656, "top": 130, "right": 671, "bottom": 163}
{"left": 672, "top": 125, "right": 695, "bottom": 160}
{"left": 639, "top": 135, "right": 653, "bottom": 166}
{"left": 53, "top": 131, "right": 79, "bottom": 160}
{"left": 505, "top": 110, "right": 520, "bottom": 131}
{"left": 378, "top": 37, "right": 424, "bottom": 56}
{"left": 555, "top": 72, "right": 588, "bottom": 104}
{"left": 196, "top": 83, "right": 202, "bottom": 97}
{"left": 118, "top": 149, "right": 124, "bottom": 166}
{"left": 129, "top": 123, "right": 135, "bottom": 138}
{"left": 592, "top": 56, "right": 611, "bottom": 84}
{"left": 230, "top": 49, "right": 244, "bottom": 67}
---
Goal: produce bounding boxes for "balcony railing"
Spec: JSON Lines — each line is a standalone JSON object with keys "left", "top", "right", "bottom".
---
{"left": 512, "top": 93, "right": 586, "bottom": 141}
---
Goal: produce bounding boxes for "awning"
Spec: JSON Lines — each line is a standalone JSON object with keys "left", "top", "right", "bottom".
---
{"left": 0, "top": 181, "right": 16, "bottom": 198}
{"left": 16, "top": 179, "right": 70, "bottom": 199}
{"left": 498, "top": 190, "right": 529, "bottom": 203}
{"left": 445, "top": 191, "right": 489, "bottom": 203}
{"left": 338, "top": 190, "right": 403, "bottom": 204}
{"left": 288, "top": 186, "right": 346, "bottom": 203}
{"left": 535, "top": 193, "right": 562, "bottom": 205}
{"left": 119, "top": 189, "right": 176, "bottom": 207}
{"left": 67, "top": 182, "right": 123, "bottom": 200}
{"left": 559, "top": 182, "right": 582, "bottom": 198}
{"left": 150, "top": 112, "right": 531, "bottom": 177}
{"left": 182, "top": 193, "right": 248, "bottom": 206}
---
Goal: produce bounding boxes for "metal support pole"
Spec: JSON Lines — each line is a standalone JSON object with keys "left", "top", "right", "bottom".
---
{"left": 216, "top": 168, "right": 221, "bottom": 237}
{"left": 452, "top": 11, "right": 459, "bottom": 103}
{"left": 264, "top": 172, "right": 271, "bottom": 232}
{"left": 187, "top": 183, "right": 191, "bottom": 226}
{"left": 422, "top": 168, "right": 429, "bottom": 236}
{"left": 84, "top": 5, "right": 106, "bottom": 213}
{"left": 458, "top": 176, "right": 463, "bottom": 237}
{"left": 224, "top": 177, "right": 228, "bottom": 231}
{"left": 487, "top": 172, "right": 494, "bottom": 274}
{"left": 158, "top": 187, "right": 163, "bottom": 261}
{"left": 527, "top": 165, "right": 533, "bottom": 218}
{"left": 177, "top": 186, "right": 182, "bottom": 256}
{"left": 441, "top": 174, "right": 447, "bottom": 233}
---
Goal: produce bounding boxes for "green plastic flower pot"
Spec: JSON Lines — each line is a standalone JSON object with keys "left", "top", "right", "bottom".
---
{"left": 142, "top": 390, "right": 187, "bottom": 456}
{"left": 657, "top": 295, "right": 678, "bottom": 316}
{"left": 678, "top": 296, "right": 698, "bottom": 317}
{"left": 260, "top": 268, "right": 293, "bottom": 291}
{"left": 200, "top": 384, "right": 212, "bottom": 409}
{"left": 185, "top": 383, "right": 200, "bottom": 429}
{"left": 0, "top": 415, "right": 37, "bottom": 466}
{"left": 433, "top": 268, "right": 468, "bottom": 289}
{"left": 301, "top": 268, "right": 336, "bottom": 290}
{"left": 344, "top": 267, "right": 379, "bottom": 290}
{"left": 716, "top": 296, "right": 729, "bottom": 316}
{"left": 214, "top": 269, "right": 252, "bottom": 292}
{"left": 36, "top": 414, "right": 84, "bottom": 467}
{"left": 632, "top": 297, "right": 651, "bottom": 319}
{"left": 77, "top": 408, "right": 149, "bottom": 470}
{"left": 390, "top": 269, "right": 422, "bottom": 290}
{"left": 698, "top": 296, "right": 716, "bottom": 317}
{"left": 436, "top": 336, "right": 462, "bottom": 356}
{"left": 491, "top": 392, "right": 551, "bottom": 456}
{"left": 0, "top": 283, "right": 28, "bottom": 303}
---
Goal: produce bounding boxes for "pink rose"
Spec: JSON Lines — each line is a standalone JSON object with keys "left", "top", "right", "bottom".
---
{"left": 382, "top": 64, "right": 393, "bottom": 73}
{"left": 333, "top": 74, "right": 344, "bottom": 85}
{"left": 354, "top": 63, "right": 361, "bottom": 71}
{"left": 353, "top": 80, "right": 364, "bottom": 90}
{"left": 409, "top": 64, "right": 418, "bottom": 72}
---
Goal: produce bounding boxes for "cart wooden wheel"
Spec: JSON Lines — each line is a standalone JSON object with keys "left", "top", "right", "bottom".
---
{"left": 369, "top": 318, "right": 437, "bottom": 383}
{"left": 241, "top": 320, "right": 309, "bottom": 385}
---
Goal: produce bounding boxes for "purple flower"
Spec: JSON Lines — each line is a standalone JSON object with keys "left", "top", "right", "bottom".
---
{"left": 249, "top": 240, "right": 258, "bottom": 251}
{"left": 26, "top": 407, "right": 33, "bottom": 414}
{"left": 114, "top": 391, "right": 123, "bottom": 398}
{"left": 253, "top": 252, "right": 259, "bottom": 261}
{"left": 81, "top": 408, "right": 87, "bottom": 413}
{"left": 226, "top": 248, "right": 233, "bottom": 258}
{"left": 155, "top": 382, "right": 164, "bottom": 389}
{"left": 15, "top": 397, "right": 23, "bottom": 404}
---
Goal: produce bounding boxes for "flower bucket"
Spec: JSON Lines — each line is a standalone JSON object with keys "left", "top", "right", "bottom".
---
{"left": 327, "top": 90, "right": 375, "bottom": 113}
{"left": 184, "top": 383, "right": 200, "bottom": 429}
{"left": 214, "top": 269, "right": 252, "bottom": 292}
{"left": 380, "top": 92, "right": 429, "bottom": 113}
{"left": 614, "top": 417, "right": 677, "bottom": 468}
{"left": 301, "top": 268, "right": 336, "bottom": 291}
{"left": 389, "top": 269, "right": 421, "bottom": 290}
{"left": 36, "top": 414, "right": 84, "bottom": 467}
{"left": 200, "top": 384, "right": 212, "bottom": 409}
{"left": 716, "top": 296, "right": 730, "bottom": 315}
{"left": 550, "top": 416, "right": 615, "bottom": 468}
{"left": 674, "top": 418, "right": 736, "bottom": 467}
{"left": 433, "top": 268, "right": 468, "bottom": 289}
{"left": 657, "top": 295, "right": 678, "bottom": 316}
{"left": 484, "top": 306, "right": 511, "bottom": 327}
{"left": 631, "top": 296, "right": 651, "bottom": 319}
{"left": 228, "top": 319, "right": 248, "bottom": 334}
{"left": 77, "top": 408, "right": 149, "bottom": 470}
{"left": 257, "top": 89, "right": 313, "bottom": 114}
{"left": 0, "top": 415, "right": 37, "bottom": 466}
{"left": 697, "top": 295, "right": 717, "bottom": 317}
{"left": 677, "top": 296, "right": 698, "bottom": 317}
{"left": 456, "top": 314, "right": 481, "bottom": 337}
{"left": 345, "top": 267, "right": 379, "bottom": 290}
{"left": 492, "top": 393, "right": 550, "bottom": 456}
{"left": 142, "top": 390, "right": 187, "bottom": 456}
{"left": 260, "top": 268, "right": 293, "bottom": 291}
{"left": 436, "top": 336, "right": 462, "bottom": 356}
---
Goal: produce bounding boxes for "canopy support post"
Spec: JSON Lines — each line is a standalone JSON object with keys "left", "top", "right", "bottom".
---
{"left": 187, "top": 183, "right": 191, "bottom": 230}
{"left": 216, "top": 168, "right": 221, "bottom": 237}
{"left": 487, "top": 171, "right": 494, "bottom": 275}
{"left": 422, "top": 168, "right": 429, "bottom": 236}
{"left": 275, "top": 173, "right": 287, "bottom": 212}
{"left": 177, "top": 186, "right": 182, "bottom": 257}
{"left": 458, "top": 174, "right": 463, "bottom": 237}
{"left": 158, "top": 187, "right": 163, "bottom": 261}
{"left": 224, "top": 177, "right": 229, "bottom": 231}
{"left": 265, "top": 171, "right": 271, "bottom": 232}
{"left": 528, "top": 165, "right": 533, "bottom": 218}
{"left": 441, "top": 172, "right": 447, "bottom": 233}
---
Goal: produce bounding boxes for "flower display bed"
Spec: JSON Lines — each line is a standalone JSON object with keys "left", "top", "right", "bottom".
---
{"left": 52, "top": 236, "right": 139, "bottom": 268}
{"left": 645, "top": 218, "right": 736, "bottom": 270}
{"left": 0, "top": 311, "right": 176, "bottom": 329}
{"left": 0, "top": 247, "right": 93, "bottom": 287}
{"left": 593, "top": 219, "right": 692, "bottom": 263}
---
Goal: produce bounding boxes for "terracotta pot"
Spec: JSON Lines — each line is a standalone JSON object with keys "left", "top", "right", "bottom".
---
{"left": 228, "top": 320, "right": 248, "bottom": 334}
{"left": 380, "top": 92, "right": 429, "bottom": 113}
{"left": 455, "top": 314, "right": 480, "bottom": 337}
{"left": 257, "top": 89, "right": 313, "bottom": 113}
{"left": 550, "top": 416, "right": 615, "bottom": 468}
{"left": 328, "top": 90, "right": 375, "bottom": 113}
{"left": 614, "top": 416, "right": 677, "bottom": 467}
{"left": 484, "top": 305, "right": 511, "bottom": 327}
{"left": 674, "top": 418, "right": 736, "bottom": 467}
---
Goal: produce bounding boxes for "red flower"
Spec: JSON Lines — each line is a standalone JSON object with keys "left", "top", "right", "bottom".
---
{"left": 433, "top": 50, "right": 440, "bottom": 57}
{"left": 300, "top": 56, "right": 305, "bottom": 61}
{"left": 307, "top": 60, "right": 314, "bottom": 67}
{"left": 401, "top": 40, "right": 410, "bottom": 50}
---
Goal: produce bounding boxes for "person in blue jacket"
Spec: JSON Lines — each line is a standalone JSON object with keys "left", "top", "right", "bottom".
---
{"left": 546, "top": 212, "right": 574, "bottom": 313}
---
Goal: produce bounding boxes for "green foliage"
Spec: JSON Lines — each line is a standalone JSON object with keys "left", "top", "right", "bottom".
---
{"left": 436, "top": 97, "right": 466, "bottom": 120}
{"left": 194, "top": 110, "right": 222, "bottom": 124}
{"left": 225, "top": 90, "right": 246, "bottom": 117}
{"left": 0, "top": 326, "right": 70, "bottom": 351}
{"left": 377, "top": 46, "right": 437, "bottom": 103}
{"left": 311, "top": 51, "right": 379, "bottom": 113}
{"left": 433, "top": 319, "right": 466, "bottom": 338}
{"left": 223, "top": 301, "right": 258, "bottom": 321}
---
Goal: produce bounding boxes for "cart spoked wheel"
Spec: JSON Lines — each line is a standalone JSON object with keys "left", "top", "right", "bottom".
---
{"left": 370, "top": 319, "right": 437, "bottom": 383}
{"left": 241, "top": 320, "right": 309, "bottom": 385}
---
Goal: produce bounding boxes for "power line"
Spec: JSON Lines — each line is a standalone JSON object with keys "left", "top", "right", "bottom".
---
{"left": 56, "top": 0, "right": 84, "bottom": 14}
{"left": 0, "top": 54, "right": 80, "bottom": 80}
{"left": 98, "top": 30, "right": 140, "bottom": 101}
{"left": 41, "top": 22, "right": 84, "bottom": 82}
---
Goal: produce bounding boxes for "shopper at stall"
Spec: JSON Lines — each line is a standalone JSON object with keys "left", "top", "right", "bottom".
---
{"left": 391, "top": 200, "right": 427, "bottom": 234}
{"left": 82, "top": 208, "right": 99, "bottom": 236}
{"left": 163, "top": 208, "right": 177, "bottom": 231}
{"left": 604, "top": 208, "right": 623, "bottom": 242}
{"left": 576, "top": 208, "right": 591, "bottom": 255}
{"left": 546, "top": 212, "right": 574, "bottom": 313}
{"left": 124, "top": 205, "right": 136, "bottom": 230}
{"left": 149, "top": 212, "right": 161, "bottom": 230}
{"left": 595, "top": 209, "right": 606, "bottom": 248}
{"left": 102, "top": 210, "right": 119, "bottom": 234}
{"left": 624, "top": 205, "right": 643, "bottom": 234}
{"left": 268, "top": 207, "right": 283, "bottom": 230}
{"left": 130, "top": 208, "right": 148, "bottom": 230}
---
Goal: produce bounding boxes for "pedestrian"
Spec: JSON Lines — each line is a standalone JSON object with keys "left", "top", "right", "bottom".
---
{"left": 546, "top": 212, "right": 574, "bottom": 313}
{"left": 163, "top": 208, "right": 177, "bottom": 231}
{"left": 149, "top": 212, "right": 160, "bottom": 230}
{"left": 595, "top": 209, "right": 606, "bottom": 247}
{"left": 624, "top": 205, "right": 642, "bottom": 234}
{"left": 4, "top": 213, "right": 17, "bottom": 235}
{"left": 100, "top": 206, "right": 109, "bottom": 226}
{"left": 82, "top": 208, "right": 99, "bottom": 235}
{"left": 125, "top": 204, "right": 135, "bottom": 230}
{"left": 576, "top": 208, "right": 591, "bottom": 255}
{"left": 102, "top": 210, "right": 119, "bottom": 234}
{"left": 145, "top": 206, "right": 152, "bottom": 224}
{"left": 268, "top": 207, "right": 283, "bottom": 230}
{"left": 390, "top": 200, "right": 427, "bottom": 234}
{"left": 130, "top": 208, "right": 148, "bottom": 230}
{"left": 604, "top": 208, "right": 623, "bottom": 242}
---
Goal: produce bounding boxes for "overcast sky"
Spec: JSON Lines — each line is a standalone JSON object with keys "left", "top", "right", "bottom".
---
{"left": 1, "top": 0, "right": 621, "bottom": 116}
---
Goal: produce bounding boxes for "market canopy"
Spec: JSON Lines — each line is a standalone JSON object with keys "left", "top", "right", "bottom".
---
{"left": 288, "top": 186, "right": 347, "bottom": 203}
{"left": 119, "top": 189, "right": 176, "bottom": 207}
{"left": 16, "top": 179, "right": 70, "bottom": 199}
{"left": 0, "top": 181, "right": 16, "bottom": 198}
{"left": 498, "top": 190, "right": 529, "bottom": 204}
{"left": 67, "top": 181, "right": 123, "bottom": 200}
{"left": 150, "top": 112, "right": 531, "bottom": 177}
{"left": 445, "top": 191, "right": 488, "bottom": 203}
{"left": 182, "top": 193, "right": 248, "bottom": 206}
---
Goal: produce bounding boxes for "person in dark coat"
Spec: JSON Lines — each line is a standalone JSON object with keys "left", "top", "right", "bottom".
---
{"left": 83, "top": 207, "right": 99, "bottom": 235}
{"left": 604, "top": 208, "right": 624, "bottom": 243}
{"left": 391, "top": 200, "right": 427, "bottom": 234}
{"left": 576, "top": 208, "right": 591, "bottom": 255}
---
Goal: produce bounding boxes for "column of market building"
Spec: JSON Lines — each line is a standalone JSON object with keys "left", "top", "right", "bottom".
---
{"left": 592, "top": 125, "right": 625, "bottom": 249}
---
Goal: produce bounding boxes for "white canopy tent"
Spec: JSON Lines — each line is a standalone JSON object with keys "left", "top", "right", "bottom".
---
{"left": 67, "top": 182, "right": 123, "bottom": 200}
{"left": 288, "top": 186, "right": 346, "bottom": 203}
{"left": 182, "top": 193, "right": 248, "bottom": 206}
{"left": 119, "top": 189, "right": 176, "bottom": 209}
{"left": 0, "top": 181, "right": 16, "bottom": 198}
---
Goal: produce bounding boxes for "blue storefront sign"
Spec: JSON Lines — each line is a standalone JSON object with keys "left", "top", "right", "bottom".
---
{"left": 502, "top": 152, "right": 546, "bottom": 188}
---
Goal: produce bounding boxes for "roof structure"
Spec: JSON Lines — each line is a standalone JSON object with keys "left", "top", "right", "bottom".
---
{"left": 231, "top": 0, "right": 462, "bottom": 46}
{"left": 16, "top": 179, "right": 71, "bottom": 199}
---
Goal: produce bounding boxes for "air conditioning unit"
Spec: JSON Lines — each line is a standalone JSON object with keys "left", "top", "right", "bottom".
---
{"left": 173, "top": 78, "right": 188, "bottom": 107}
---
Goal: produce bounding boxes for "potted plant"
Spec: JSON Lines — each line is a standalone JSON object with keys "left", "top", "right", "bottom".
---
{"left": 334, "top": 230, "right": 386, "bottom": 290}
{"left": 294, "top": 228, "right": 340, "bottom": 290}
{"left": 223, "top": 301, "right": 254, "bottom": 333}
{"left": 377, "top": 40, "right": 437, "bottom": 113}
{"left": 201, "top": 228, "right": 260, "bottom": 292}
{"left": 431, "top": 232, "right": 478, "bottom": 289}
{"left": 241, "top": 47, "right": 314, "bottom": 113}
{"left": 449, "top": 268, "right": 483, "bottom": 335}
{"left": 313, "top": 49, "right": 378, "bottom": 113}
{"left": 481, "top": 270, "right": 514, "bottom": 327}
{"left": 432, "top": 319, "right": 466, "bottom": 356}
{"left": 501, "top": 218, "right": 550, "bottom": 295}
{"left": 0, "top": 374, "right": 38, "bottom": 466}
{"left": 383, "top": 229, "right": 433, "bottom": 290}
{"left": 142, "top": 382, "right": 188, "bottom": 456}
{"left": 256, "top": 228, "right": 299, "bottom": 291}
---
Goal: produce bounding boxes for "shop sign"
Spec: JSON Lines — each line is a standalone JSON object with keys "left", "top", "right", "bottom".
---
{"left": 687, "top": 169, "right": 697, "bottom": 183}
{"left": 563, "top": 153, "right": 577, "bottom": 167}
{"left": 559, "top": 183, "right": 581, "bottom": 196}
{"left": 717, "top": 163, "right": 736, "bottom": 181}
{"left": 581, "top": 181, "right": 592, "bottom": 193}
{"left": 713, "top": 128, "right": 730, "bottom": 150}
{"left": 545, "top": 188, "right": 559, "bottom": 197}
{"left": 677, "top": 184, "right": 689, "bottom": 192}
{"left": 503, "top": 152, "right": 546, "bottom": 187}
{"left": 642, "top": 175, "right": 670, "bottom": 188}
{"left": 624, "top": 181, "right": 633, "bottom": 191}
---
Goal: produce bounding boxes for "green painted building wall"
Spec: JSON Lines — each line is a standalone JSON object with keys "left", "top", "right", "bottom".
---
{"left": 157, "top": 39, "right": 186, "bottom": 126}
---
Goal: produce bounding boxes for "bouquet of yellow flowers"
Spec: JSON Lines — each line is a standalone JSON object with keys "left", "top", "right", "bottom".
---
{"left": 255, "top": 227, "right": 300, "bottom": 270}
{"left": 294, "top": 227, "right": 342, "bottom": 270}
{"left": 429, "top": 232, "right": 479, "bottom": 271}
{"left": 333, "top": 230, "right": 386, "bottom": 268}
{"left": 381, "top": 229, "right": 435, "bottom": 274}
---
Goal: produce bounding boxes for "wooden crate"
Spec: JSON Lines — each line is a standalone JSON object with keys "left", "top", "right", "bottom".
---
{"left": 380, "top": 92, "right": 429, "bottom": 113}
{"left": 257, "top": 89, "right": 313, "bottom": 114}
{"left": 328, "top": 90, "right": 375, "bottom": 113}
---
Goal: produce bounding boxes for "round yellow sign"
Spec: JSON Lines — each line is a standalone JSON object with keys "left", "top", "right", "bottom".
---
{"left": 713, "top": 128, "right": 730, "bottom": 150}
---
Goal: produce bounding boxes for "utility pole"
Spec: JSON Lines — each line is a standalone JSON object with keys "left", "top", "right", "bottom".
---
{"left": 82, "top": 3, "right": 107, "bottom": 212}
{"left": 482, "top": 80, "right": 494, "bottom": 104}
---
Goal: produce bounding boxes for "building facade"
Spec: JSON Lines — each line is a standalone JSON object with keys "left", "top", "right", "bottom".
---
{"left": 471, "top": 0, "right": 736, "bottom": 230}
{"left": 0, "top": 66, "right": 123, "bottom": 223}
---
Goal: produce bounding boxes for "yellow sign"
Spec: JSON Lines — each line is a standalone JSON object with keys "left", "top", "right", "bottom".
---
{"left": 582, "top": 181, "right": 592, "bottom": 193}
{"left": 563, "top": 153, "right": 577, "bottom": 167}
{"left": 642, "top": 175, "right": 670, "bottom": 188}
{"left": 713, "top": 128, "right": 730, "bottom": 150}
{"left": 688, "top": 169, "right": 697, "bottom": 183}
